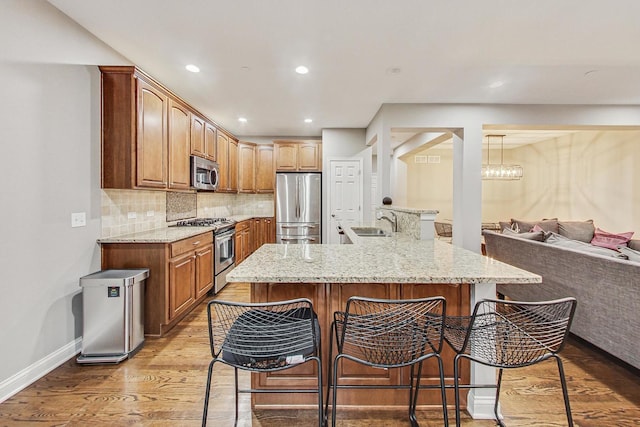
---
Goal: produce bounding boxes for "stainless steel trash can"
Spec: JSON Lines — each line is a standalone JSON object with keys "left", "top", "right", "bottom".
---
{"left": 76, "top": 269, "right": 149, "bottom": 364}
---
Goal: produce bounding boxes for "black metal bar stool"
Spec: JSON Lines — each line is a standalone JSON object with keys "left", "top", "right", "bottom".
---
{"left": 202, "top": 298, "right": 323, "bottom": 427}
{"left": 325, "top": 296, "right": 449, "bottom": 427}
{"left": 444, "top": 297, "right": 577, "bottom": 427}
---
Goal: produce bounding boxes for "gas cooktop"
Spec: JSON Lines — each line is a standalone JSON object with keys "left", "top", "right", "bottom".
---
{"left": 173, "top": 217, "right": 235, "bottom": 232}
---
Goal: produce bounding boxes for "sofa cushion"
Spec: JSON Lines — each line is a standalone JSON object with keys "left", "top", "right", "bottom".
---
{"left": 591, "top": 228, "right": 634, "bottom": 250}
{"left": 545, "top": 232, "right": 627, "bottom": 259}
{"left": 510, "top": 218, "right": 559, "bottom": 234}
{"left": 617, "top": 245, "right": 640, "bottom": 263}
{"left": 499, "top": 221, "right": 512, "bottom": 232}
{"left": 558, "top": 220, "right": 595, "bottom": 243}
{"left": 501, "top": 227, "right": 545, "bottom": 241}
{"left": 627, "top": 239, "right": 640, "bottom": 251}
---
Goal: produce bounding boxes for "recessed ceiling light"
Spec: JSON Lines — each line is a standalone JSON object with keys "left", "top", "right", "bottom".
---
{"left": 238, "top": 117, "right": 247, "bottom": 123}
{"left": 304, "top": 118, "right": 313, "bottom": 123}
{"left": 386, "top": 67, "right": 402, "bottom": 75}
{"left": 185, "top": 64, "right": 200, "bottom": 73}
{"left": 295, "top": 65, "right": 309, "bottom": 74}
{"left": 489, "top": 80, "right": 504, "bottom": 89}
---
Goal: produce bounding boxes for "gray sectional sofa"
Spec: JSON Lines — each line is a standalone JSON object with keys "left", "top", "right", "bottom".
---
{"left": 483, "top": 230, "right": 640, "bottom": 369}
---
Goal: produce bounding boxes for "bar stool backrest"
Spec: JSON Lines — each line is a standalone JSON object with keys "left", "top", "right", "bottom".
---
{"left": 462, "top": 297, "right": 577, "bottom": 368}
{"left": 335, "top": 296, "right": 446, "bottom": 368}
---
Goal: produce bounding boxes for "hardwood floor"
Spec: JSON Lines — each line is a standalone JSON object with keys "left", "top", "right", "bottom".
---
{"left": 1, "top": 282, "right": 639, "bottom": 426}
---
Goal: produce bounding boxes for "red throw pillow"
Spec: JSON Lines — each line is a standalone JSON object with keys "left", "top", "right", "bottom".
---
{"left": 590, "top": 228, "right": 634, "bottom": 250}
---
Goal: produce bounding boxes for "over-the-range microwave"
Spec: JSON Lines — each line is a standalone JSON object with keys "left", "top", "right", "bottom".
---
{"left": 191, "top": 155, "right": 219, "bottom": 191}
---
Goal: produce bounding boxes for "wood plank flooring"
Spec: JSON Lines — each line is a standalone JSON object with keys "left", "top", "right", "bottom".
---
{"left": 1, "top": 282, "right": 639, "bottom": 426}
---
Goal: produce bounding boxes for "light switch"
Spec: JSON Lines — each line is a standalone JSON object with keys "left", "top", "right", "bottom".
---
{"left": 127, "top": 212, "right": 137, "bottom": 219}
{"left": 71, "top": 212, "right": 86, "bottom": 228}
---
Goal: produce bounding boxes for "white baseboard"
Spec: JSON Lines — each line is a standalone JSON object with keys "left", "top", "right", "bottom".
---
{"left": 466, "top": 389, "right": 501, "bottom": 420}
{"left": 0, "top": 338, "right": 82, "bottom": 403}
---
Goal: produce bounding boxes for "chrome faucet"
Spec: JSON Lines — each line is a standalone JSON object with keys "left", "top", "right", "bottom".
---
{"left": 376, "top": 210, "right": 397, "bottom": 232}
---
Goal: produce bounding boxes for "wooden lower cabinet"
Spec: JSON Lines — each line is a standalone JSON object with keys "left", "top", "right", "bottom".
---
{"left": 101, "top": 232, "right": 213, "bottom": 336}
{"left": 236, "top": 217, "right": 275, "bottom": 265}
{"left": 250, "top": 282, "right": 470, "bottom": 409}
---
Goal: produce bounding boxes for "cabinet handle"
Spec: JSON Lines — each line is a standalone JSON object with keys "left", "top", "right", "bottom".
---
{"left": 192, "top": 241, "right": 200, "bottom": 245}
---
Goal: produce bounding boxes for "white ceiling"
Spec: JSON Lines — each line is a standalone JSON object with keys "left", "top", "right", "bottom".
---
{"left": 48, "top": 0, "right": 640, "bottom": 137}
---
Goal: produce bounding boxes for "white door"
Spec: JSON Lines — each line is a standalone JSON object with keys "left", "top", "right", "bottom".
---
{"left": 328, "top": 159, "right": 363, "bottom": 243}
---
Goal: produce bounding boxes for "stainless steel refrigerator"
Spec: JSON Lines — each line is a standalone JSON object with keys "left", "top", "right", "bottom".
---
{"left": 276, "top": 172, "right": 321, "bottom": 244}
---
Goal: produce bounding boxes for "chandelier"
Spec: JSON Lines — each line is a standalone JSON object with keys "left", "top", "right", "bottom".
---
{"left": 481, "top": 134, "right": 523, "bottom": 180}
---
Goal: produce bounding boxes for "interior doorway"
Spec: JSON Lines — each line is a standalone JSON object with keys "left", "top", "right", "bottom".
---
{"left": 327, "top": 158, "right": 363, "bottom": 244}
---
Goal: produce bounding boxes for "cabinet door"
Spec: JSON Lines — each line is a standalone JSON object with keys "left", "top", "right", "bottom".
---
{"left": 242, "top": 228, "right": 251, "bottom": 260}
{"left": 168, "top": 252, "right": 196, "bottom": 320}
{"left": 274, "top": 143, "right": 298, "bottom": 171}
{"left": 195, "top": 243, "right": 214, "bottom": 299}
{"left": 253, "top": 218, "right": 262, "bottom": 251}
{"left": 234, "top": 231, "right": 244, "bottom": 265}
{"left": 204, "top": 122, "right": 216, "bottom": 161}
{"left": 298, "top": 142, "right": 322, "bottom": 171}
{"left": 229, "top": 139, "right": 238, "bottom": 192}
{"left": 168, "top": 100, "right": 191, "bottom": 189}
{"left": 238, "top": 143, "right": 255, "bottom": 193}
{"left": 261, "top": 217, "right": 275, "bottom": 244}
{"left": 216, "top": 132, "right": 229, "bottom": 190}
{"left": 255, "top": 145, "right": 274, "bottom": 193}
{"left": 190, "top": 114, "right": 205, "bottom": 157}
{"left": 136, "top": 79, "right": 168, "bottom": 188}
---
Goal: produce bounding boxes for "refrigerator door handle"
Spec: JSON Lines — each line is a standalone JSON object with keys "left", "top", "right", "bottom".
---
{"left": 295, "top": 176, "right": 300, "bottom": 218}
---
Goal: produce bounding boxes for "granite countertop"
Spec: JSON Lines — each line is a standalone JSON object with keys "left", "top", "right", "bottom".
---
{"left": 98, "top": 214, "right": 272, "bottom": 244}
{"left": 227, "top": 225, "right": 541, "bottom": 285}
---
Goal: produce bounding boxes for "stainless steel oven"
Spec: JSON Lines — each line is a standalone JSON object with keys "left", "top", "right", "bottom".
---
{"left": 214, "top": 227, "right": 236, "bottom": 293}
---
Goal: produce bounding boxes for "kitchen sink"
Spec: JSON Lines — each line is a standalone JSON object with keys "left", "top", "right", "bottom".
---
{"left": 350, "top": 227, "right": 392, "bottom": 237}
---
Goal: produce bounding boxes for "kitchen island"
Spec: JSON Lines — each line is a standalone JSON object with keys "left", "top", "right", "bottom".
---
{"left": 226, "top": 226, "right": 541, "bottom": 419}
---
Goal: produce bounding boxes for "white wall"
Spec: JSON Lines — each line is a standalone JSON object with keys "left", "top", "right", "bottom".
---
{"left": 321, "top": 129, "right": 371, "bottom": 242}
{"left": 0, "top": 0, "right": 127, "bottom": 400}
{"left": 483, "top": 130, "right": 640, "bottom": 232}
{"left": 403, "top": 148, "right": 454, "bottom": 219}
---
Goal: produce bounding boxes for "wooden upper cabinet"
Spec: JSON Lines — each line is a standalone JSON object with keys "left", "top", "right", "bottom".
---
{"left": 135, "top": 79, "right": 168, "bottom": 188}
{"left": 216, "top": 132, "right": 238, "bottom": 193}
{"left": 238, "top": 142, "right": 256, "bottom": 193}
{"left": 216, "top": 132, "right": 229, "bottom": 191}
{"left": 298, "top": 142, "right": 322, "bottom": 171}
{"left": 100, "top": 66, "right": 236, "bottom": 191}
{"left": 274, "top": 141, "right": 322, "bottom": 172}
{"left": 255, "top": 145, "right": 274, "bottom": 193}
{"left": 204, "top": 122, "right": 216, "bottom": 161}
{"left": 229, "top": 138, "right": 239, "bottom": 192}
{"left": 168, "top": 99, "right": 191, "bottom": 190}
{"left": 274, "top": 143, "right": 298, "bottom": 171}
{"left": 101, "top": 66, "right": 169, "bottom": 189}
{"left": 190, "top": 114, "right": 205, "bottom": 158}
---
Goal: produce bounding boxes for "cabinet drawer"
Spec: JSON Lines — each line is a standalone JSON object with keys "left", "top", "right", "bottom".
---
{"left": 236, "top": 220, "right": 250, "bottom": 232}
{"left": 170, "top": 232, "right": 212, "bottom": 257}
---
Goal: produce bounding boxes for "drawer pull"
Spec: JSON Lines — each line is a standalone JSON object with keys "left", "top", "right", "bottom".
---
{"left": 192, "top": 241, "right": 200, "bottom": 245}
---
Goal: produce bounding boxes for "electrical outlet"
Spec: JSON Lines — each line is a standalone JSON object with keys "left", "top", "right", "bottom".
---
{"left": 127, "top": 212, "right": 137, "bottom": 219}
{"left": 146, "top": 210, "right": 155, "bottom": 217}
{"left": 71, "top": 212, "right": 86, "bottom": 228}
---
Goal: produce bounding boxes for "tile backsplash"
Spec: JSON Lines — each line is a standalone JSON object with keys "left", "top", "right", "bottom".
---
{"left": 101, "top": 189, "right": 274, "bottom": 238}
{"left": 101, "top": 189, "right": 167, "bottom": 237}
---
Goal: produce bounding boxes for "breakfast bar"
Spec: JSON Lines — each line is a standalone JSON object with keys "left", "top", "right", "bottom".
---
{"left": 226, "top": 226, "right": 541, "bottom": 419}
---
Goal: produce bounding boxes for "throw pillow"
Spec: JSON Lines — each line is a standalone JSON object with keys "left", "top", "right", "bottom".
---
{"left": 498, "top": 221, "right": 512, "bottom": 233}
{"left": 558, "top": 220, "right": 595, "bottom": 243}
{"left": 546, "top": 232, "right": 628, "bottom": 259}
{"left": 501, "top": 227, "right": 545, "bottom": 241}
{"left": 628, "top": 239, "right": 640, "bottom": 251}
{"left": 511, "top": 218, "right": 559, "bottom": 234}
{"left": 617, "top": 245, "right": 640, "bottom": 263}
{"left": 591, "top": 228, "right": 634, "bottom": 250}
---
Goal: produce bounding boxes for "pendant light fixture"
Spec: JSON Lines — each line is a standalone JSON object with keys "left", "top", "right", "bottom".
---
{"left": 481, "top": 134, "right": 524, "bottom": 180}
